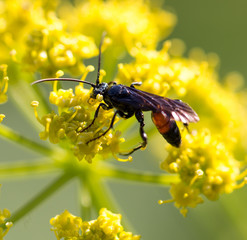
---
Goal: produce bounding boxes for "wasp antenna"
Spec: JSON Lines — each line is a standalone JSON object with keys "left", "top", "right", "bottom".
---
{"left": 31, "top": 78, "right": 96, "bottom": 87}
{"left": 96, "top": 31, "right": 107, "bottom": 86}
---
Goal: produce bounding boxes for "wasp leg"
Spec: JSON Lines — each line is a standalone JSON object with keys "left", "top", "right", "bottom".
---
{"left": 130, "top": 82, "right": 142, "bottom": 88}
{"left": 120, "top": 110, "right": 147, "bottom": 156}
{"left": 79, "top": 102, "right": 111, "bottom": 133}
{"left": 86, "top": 110, "right": 121, "bottom": 144}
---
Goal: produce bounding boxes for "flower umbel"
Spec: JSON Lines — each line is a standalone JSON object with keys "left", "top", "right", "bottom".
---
{"left": 50, "top": 210, "right": 82, "bottom": 239}
{"left": 32, "top": 69, "right": 126, "bottom": 163}
{"left": 50, "top": 208, "right": 141, "bottom": 240}
{"left": 160, "top": 129, "right": 246, "bottom": 216}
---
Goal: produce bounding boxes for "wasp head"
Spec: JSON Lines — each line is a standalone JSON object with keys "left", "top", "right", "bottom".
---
{"left": 90, "top": 82, "right": 109, "bottom": 99}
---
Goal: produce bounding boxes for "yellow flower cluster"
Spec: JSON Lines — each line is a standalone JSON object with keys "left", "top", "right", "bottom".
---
{"left": 32, "top": 69, "right": 126, "bottom": 163}
{"left": 0, "top": 0, "right": 176, "bottom": 78}
{"left": 22, "top": 10, "right": 98, "bottom": 76}
{"left": 0, "top": 0, "right": 57, "bottom": 62}
{"left": 60, "top": 0, "right": 176, "bottom": 52}
{"left": 0, "top": 208, "right": 13, "bottom": 239}
{"left": 0, "top": 0, "right": 99, "bottom": 77}
{"left": 115, "top": 42, "right": 197, "bottom": 97}
{"left": 50, "top": 208, "right": 140, "bottom": 240}
{"left": 159, "top": 129, "right": 246, "bottom": 216}
{"left": 186, "top": 62, "right": 247, "bottom": 151}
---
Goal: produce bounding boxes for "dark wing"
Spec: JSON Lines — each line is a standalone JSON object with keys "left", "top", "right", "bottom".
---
{"left": 125, "top": 86, "right": 199, "bottom": 124}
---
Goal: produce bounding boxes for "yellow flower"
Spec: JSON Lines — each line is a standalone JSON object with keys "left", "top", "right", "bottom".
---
{"left": 0, "top": 114, "right": 5, "bottom": 123}
{"left": 50, "top": 209, "right": 82, "bottom": 239}
{"left": 0, "top": 208, "right": 13, "bottom": 239}
{"left": 50, "top": 208, "right": 140, "bottom": 240}
{"left": 164, "top": 182, "right": 203, "bottom": 217}
{"left": 160, "top": 129, "right": 246, "bottom": 215}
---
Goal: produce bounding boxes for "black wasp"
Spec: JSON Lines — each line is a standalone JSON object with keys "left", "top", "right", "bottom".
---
{"left": 32, "top": 33, "right": 199, "bottom": 155}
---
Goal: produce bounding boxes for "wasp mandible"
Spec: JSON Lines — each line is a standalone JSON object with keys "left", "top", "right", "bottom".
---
{"left": 32, "top": 33, "right": 199, "bottom": 155}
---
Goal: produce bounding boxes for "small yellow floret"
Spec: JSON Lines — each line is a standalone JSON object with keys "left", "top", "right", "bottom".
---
{"left": 96, "top": 94, "right": 103, "bottom": 102}
{"left": 56, "top": 70, "right": 64, "bottom": 78}
{"left": 0, "top": 114, "right": 5, "bottom": 123}
{"left": 0, "top": 208, "right": 13, "bottom": 239}
{"left": 86, "top": 65, "right": 95, "bottom": 72}
{"left": 50, "top": 210, "right": 82, "bottom": 239}
{"left": 31, "top": 101, "right": 39, "bottom": 107}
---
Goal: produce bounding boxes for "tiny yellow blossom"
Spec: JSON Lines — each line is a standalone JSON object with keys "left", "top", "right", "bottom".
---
{"left": 0, "top": 114, "right": 5, "bottom": 123}
{"left": 0, "top": 208, "right": 13, "bottom": 240}
{"left": 50, "top": 210, "right": 82, "bottom": 239}
{"left": 159, "top": 182, "right": 203, "bottom": 217}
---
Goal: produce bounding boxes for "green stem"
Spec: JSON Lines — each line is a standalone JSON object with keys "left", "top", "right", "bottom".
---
{"left": 8, "top": 173, "right": 72, "bottom": 224}
{"left": 79, "top": 177, "right": 92, "bottom": 221}
{"left": 0, "top": 124, "right": 53, "bottom": 155}
{"left": 83, "top": 170, "right": 118, "bottom": 214}
{"left": 96, "top": 164, "right": 179, "bottom": 185}
{"left": 84, "top": 164, "right": 142, "bottom": 232}
{"left": 0, "top": 160, "right": 57, "bottom": 179}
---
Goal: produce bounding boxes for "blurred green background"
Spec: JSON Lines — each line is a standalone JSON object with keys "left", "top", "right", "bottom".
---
{"left": 1, "top": 0, "right": 247, "bottom": 239}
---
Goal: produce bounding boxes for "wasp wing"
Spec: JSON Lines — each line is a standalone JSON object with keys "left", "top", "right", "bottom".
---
{"left": 124, "top": 86, "right": 199, "bottom": 124}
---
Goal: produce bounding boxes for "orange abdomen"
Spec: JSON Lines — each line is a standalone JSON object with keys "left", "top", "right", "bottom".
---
{"left": 151, "top": 111, "right": 181, "bottom": 147}
{"left": 151, "top": 111, "right": 170, "bottom": 134}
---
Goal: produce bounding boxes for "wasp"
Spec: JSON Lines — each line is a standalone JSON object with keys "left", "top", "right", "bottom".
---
{"left": 32, "top": 33, "right": 199, "bottom": 155}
